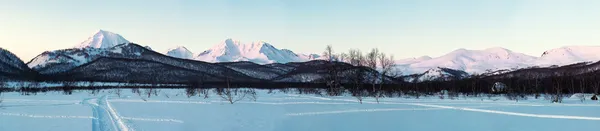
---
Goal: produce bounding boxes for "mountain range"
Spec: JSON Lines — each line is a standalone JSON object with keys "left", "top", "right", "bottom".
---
{"left": 194, "top": 38, "right": 320, "bottom": 64}
{"left": 393, "top": 46, "right": 600, "bottom": 80}
{"left": 6, "top": 29, "right": 600, "bottom": 82}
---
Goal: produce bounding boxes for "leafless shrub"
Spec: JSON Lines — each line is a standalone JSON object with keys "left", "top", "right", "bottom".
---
{"left": 551, "top": 94, "right": 563, "bottom": 103}
{"left": 198, "top": 88, "right": 210, "bottom": 99}
{"left": 185, "top": 88, "right": 197, "bottom": 98}
{"left": 144, "top": 88, "right": 158, "bottom": 98}
{"left": 114, "top": 89, "right": 122, "bottom": 98}
{"left": 0, "top": 93, "right": 4, "bottom": 107}
{"left": 447, "top": 91, "right": 459, "bottom": 100}
{"left": 215, "top": 88, "right": 257, "bottom": 104}
{"left": 543, "top": 94, "right": 552, "bottom": 100}
{"left": 87, "top": 89, "right": 99, "bottom": 96}
{"left": 350, "top": 89, "right": 368, "bottom": 104}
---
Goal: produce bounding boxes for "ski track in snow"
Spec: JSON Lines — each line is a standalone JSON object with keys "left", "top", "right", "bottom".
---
{"left": 84, "top": 97, "right": 119, "bottom": 131}
{"left": 0, "top": 112, "right": 94, "bottom": 119}
{"left": 121, "top": 117, "right": 184, "bottom": 123}
{"left": 238, "top": 101, "right": 354, "bottom": 105}
{"left": 285, "top": 105, "right": 501, "bottom": 117}
{"left": 110, "top": 99, "right": 354, "bottom": 105}
{"left": 109, "top": 99, "right": 210, "bottom": 104}
{"left": 292, "top": 95, "right": 600, "bottom": 121}
{"left": 103, "top": 96, "right": 131, "bottom": 131}
{"left": 84, "top": 96, "right": 131, "bottom": 131}
{"left": 3, "top": 99, "right": 81, "bottom": 103}
{"left": 286, "top": 108, "right": 443, "bottom": 116}
{"left": 409, "top": 103, "right": 600, "bottom": 121}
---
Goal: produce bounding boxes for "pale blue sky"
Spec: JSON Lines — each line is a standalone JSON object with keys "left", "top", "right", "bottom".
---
{"left": 1, "top": 0, "right": 600, "bottom": 61}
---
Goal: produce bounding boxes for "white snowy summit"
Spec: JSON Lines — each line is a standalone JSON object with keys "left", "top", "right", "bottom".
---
{"left": 166, "top": 46, "right": 194, "bottom": 59}
{"left": 536, "top": 46, "right": 600, "bottom": 66}
{"left": 396, "top": 47, "right": 537, "bottom": 75}
{"left": 75, "top": 30, "right": 130, "bottom": 49}
{"left": 195, "top": 39, "right": 311, "bottom": 64}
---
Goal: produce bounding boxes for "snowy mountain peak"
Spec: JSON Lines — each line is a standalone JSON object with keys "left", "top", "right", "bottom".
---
{"left": 166, "top": 46, "right": 194, "bottom": 59}
{"left": 76, "top": 30, "right": 130, "bottom": 49}
{"left": 397, "top": 47, "right": 536, "bottom": 75}
{"left": 451, "top": 48, "right": 468, "bottom": 52}
{"left": 484, "top": 47, "right": 512, "bottom": 53}
{"left": 195, "top": 39, "right": 309, "bottom": 64}
{"left": 537, "top": 46, "right": 600, "bottom": 66}
{"left": 417, "top": 56, "right": 433, "bottom": 60}
{"left": 540, "top": 46, "right": 600, "bottom": 57}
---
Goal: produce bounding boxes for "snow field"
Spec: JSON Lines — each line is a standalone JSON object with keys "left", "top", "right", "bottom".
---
{"left": 1, "top": 89, "right": 599, "bottom": 131}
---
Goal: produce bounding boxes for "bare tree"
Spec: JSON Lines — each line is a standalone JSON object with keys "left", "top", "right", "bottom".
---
{"left": 216, "top": 68, "right": 257, "bottom": 104}
{"left": 0, "top": 94, "right": 3, "bottom": 107}
{"left": 579, "top": 77, "right": 586, "bottom": 94}
{"left": 144, "top": 88, "right": 157, "bottom": 98}
{"left": 365, "top": 48, "right": 380, "bottom": 103}
{"left": 323, "top": 45, "right": 342, "bottom": 94}
{"left": 185, "top": 88, "right": 197, "bottom": 98}
{"left": 339, "top": 53, "right": 348, "bottom": 63}
{"left": 216, "top": 87, "right": 256, "bottom": 104}
{"left": 246, "top": 89, "right": 258, "bottom": 102}
{"left": 131, "top": 88, "right": 141, "bottom": 95}
{"left": 377, "top": 53, "right": 395, "bottom": 103}
{"left": 552, "top": 77, "right": 563, "bottom": 103}
{"left": 198, "top": 88, "right": 210, "bottom": 99}
{"left": 114, "top": 89, "right": 122, "bottom": 98}
{"left": 593, "top": 81, "right": 600, "bottom": 95}
{"left": 323, "top": 45, "right": 335, "bottom": 62}
{"left": 347, "top": 49, "right": 366, "bottom": 103}
{"left": 0, "top": 90, "right": 3, "bottom": 107}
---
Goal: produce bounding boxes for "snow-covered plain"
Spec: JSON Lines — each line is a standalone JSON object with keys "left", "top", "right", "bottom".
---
{"left": 1, "top": 89, "right": 599, "bottom": 131}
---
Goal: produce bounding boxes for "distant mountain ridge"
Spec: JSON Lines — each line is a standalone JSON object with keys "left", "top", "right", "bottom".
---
{"left": 15, "top": 29, "right": 600, "bottom": 82}
{"left": 193, "top": 39, "right": 319, "bottom": 64}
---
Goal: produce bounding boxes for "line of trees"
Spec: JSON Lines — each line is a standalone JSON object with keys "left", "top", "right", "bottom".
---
{"left": 322, "top": 45, "right": 396, "bottom": 103}
{"left": 320, "top": 45, "right": 600, "bottom": 103}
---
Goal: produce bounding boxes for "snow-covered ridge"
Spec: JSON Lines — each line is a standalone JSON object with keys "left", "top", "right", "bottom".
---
{"left": 22, "top": 29, "right": 600, "bottom": 81}
{"left": 0, "top": 48, "right": 29, "bottom": 71}
{"left": 27, "top": 43, "right": 146, "bottom": 74}
{"left": 0, "top": 48, "right": 32, "bottom": 80}
{"left": 396, "top": 47, "right": 537, "bottom": 75}
{"left": 537, "top": 46, "right": 600, "bottom": 66}
{"left": 195, "top": 38, "right": 317, "bottom": 64}
{"left": 397, "top": 46, "right": 600, "bottom": 74}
